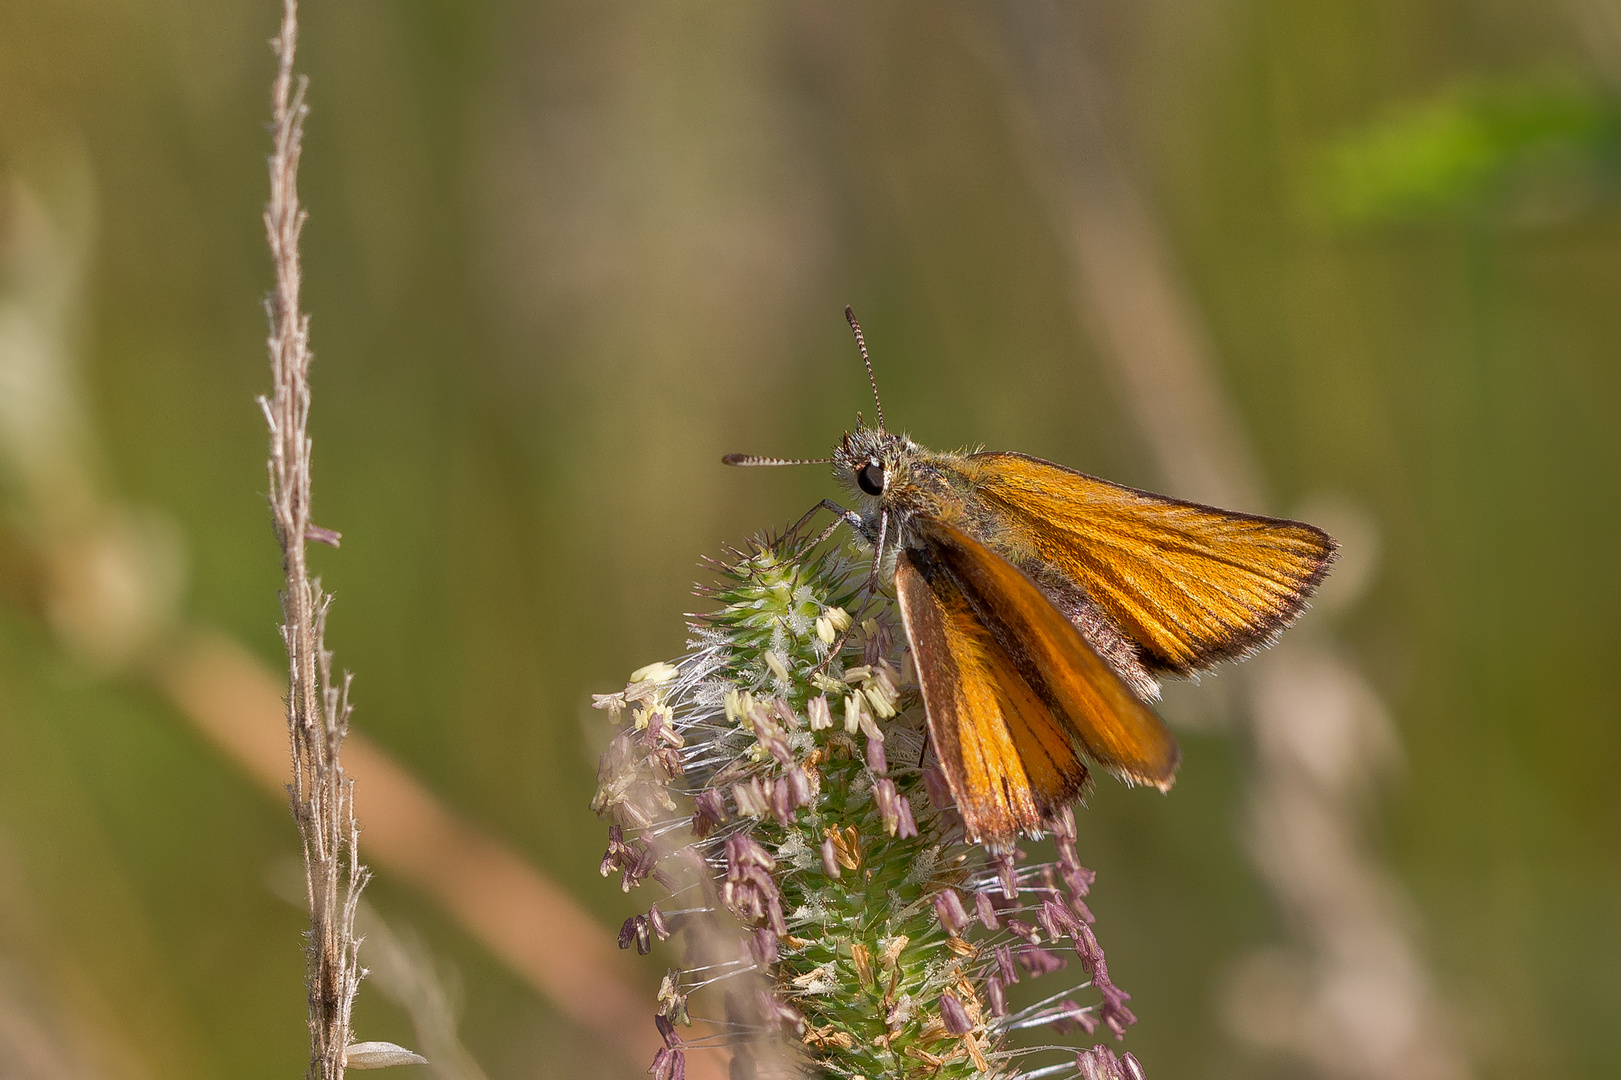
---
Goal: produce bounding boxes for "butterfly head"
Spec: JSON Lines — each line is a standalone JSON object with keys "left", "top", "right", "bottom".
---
{"left": 832, "top": 424, "right": 918, "bottom": 508}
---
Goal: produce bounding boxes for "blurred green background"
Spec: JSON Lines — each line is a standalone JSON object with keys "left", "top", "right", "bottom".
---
{"left": 1, "top": 1, "right": 1618, "bottom": 1078}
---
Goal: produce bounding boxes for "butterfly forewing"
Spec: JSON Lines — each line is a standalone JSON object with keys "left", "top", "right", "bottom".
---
{"left": 916, "top": 519, "right": 1180, "bottom": 791}
{"left": 895, "top": 548, "right": 1090, "bottom": 845}
{"left": 966, "top": 451, "right": 1337, "bottom": 674}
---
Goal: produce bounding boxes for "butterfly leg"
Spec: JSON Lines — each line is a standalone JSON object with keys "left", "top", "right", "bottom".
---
{"left": 784, "top": 501, "right": 892, "bottom": 674}
{"left": 787, "top": 499, "right": 871, "bottom": 549}
{"left": 868, "top": 508, "right": 889, "bottom": 586}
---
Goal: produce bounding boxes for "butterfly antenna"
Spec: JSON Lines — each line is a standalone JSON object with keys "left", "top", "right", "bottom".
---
{"left": 722, "top": 454, "right": 835, "bottom": 467}
{"left": 845, "top": 305, "right": 885, "bottom": 432}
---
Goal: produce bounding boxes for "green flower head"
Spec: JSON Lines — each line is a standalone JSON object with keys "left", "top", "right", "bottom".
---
{"left": 594, "top": 528, "right": 1148, "bottom": 1080}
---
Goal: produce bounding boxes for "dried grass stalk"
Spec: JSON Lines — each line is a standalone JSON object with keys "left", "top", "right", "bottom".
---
{"left": 258, "top": 2, "right": 372, "bottom": 1077}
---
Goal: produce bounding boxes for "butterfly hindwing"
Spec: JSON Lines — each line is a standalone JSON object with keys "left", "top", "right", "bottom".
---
{"left": 965, "top": 451, "right": 1337, "bottom": 674}
{"left": 895, "top": 547, "right": 1088, "bottom": 845}
{"left": 914, "top": 519, "right": 1180, "bottom": 791}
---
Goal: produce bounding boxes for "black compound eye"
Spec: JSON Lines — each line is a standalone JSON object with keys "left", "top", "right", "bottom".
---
{"left": 857, "top": 461, "right": 885, "bottom": 496}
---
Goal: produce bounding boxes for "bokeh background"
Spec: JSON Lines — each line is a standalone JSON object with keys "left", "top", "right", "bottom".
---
{"left": 2, "top": 1, "right": 1618, "bottom": 1078}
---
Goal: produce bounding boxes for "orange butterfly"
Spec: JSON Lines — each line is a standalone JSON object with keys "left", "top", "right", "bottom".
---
{"left": 726, "top": 309, "right": 1336, "bottom": 846}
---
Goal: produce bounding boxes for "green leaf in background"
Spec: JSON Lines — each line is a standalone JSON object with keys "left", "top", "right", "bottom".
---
{"left": 1315, "top": 76, "right": 1621, "bottom": 225}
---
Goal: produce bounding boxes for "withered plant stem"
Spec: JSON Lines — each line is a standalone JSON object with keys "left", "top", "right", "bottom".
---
{"left": 259, "top": 2, "right": 370, "bottom": 1077}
